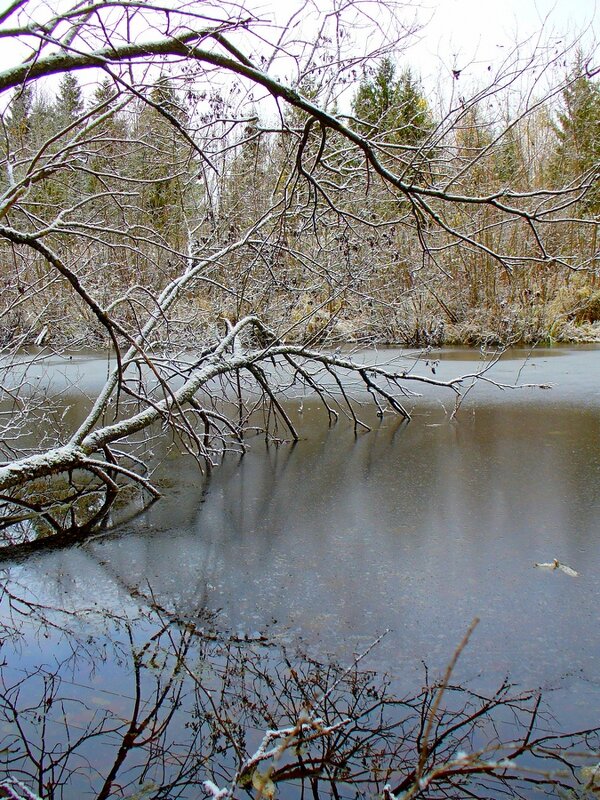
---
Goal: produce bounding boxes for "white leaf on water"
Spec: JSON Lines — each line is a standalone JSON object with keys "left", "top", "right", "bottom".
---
{"left": 534, "top": 559, "right": 578, "bottom": 577}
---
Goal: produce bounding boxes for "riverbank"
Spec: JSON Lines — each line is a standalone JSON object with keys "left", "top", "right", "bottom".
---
{"left": 5, "top": 274, "right": 600, "bottom": 351}
{"left": 5, "top": 298, "right": 600, "bottom": 351}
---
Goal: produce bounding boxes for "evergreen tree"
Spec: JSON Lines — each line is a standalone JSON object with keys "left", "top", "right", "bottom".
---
{"left": 6, "top": 86, "right": 33, "bottom": 152}
{"left": 86, "top": 79, "right": 128, "bottom": 197}
{"left": 394, "top": 67, "right": 435, "bottom": 148}
{"left": 352, "top": 59, "right": 435, "bottom": 187}
{"left": 150, "top": 75, "right": 187, "bottom": 122}
{"left": 352, "top": 59, "right": 434, "bottom": 147}
{"left": 28, "top": 90, "right": 54, "bottom": 149}
{"left": 494, "top": 125, "right": 524, "bottom": 186}
{"left": 132, "top": 77, "right": 192, "bottom": 263}
{"left": 2, "top": 87, "right": 63, "bottom": 215}
{"left": 90, "top": 77, "right": 118, "bottom": 112}
{"left": 36, "top": 74, "right": 86, "bottom": 208}
{"left": 552, "top": 56, "right": 600, "bottom": 215}
{"left": 56, "top": 73, "right": 84, "bottom": 128}
{"left": 218, "top": 111, "right": 269, "bottom": 242}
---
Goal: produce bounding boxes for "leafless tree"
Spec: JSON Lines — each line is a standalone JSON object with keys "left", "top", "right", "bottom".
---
{"left": 0, "top": 0, "right": 595, "bottom": 542}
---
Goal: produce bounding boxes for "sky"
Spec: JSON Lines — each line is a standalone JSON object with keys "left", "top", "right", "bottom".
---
{"left": 408, "top": 0, "right": 598, "bottom": 79}
{"left": 0, "top": 0, "right": 597, "bottom": 109}
{"left": 252, "top": 0, "right": 600, "bottom": 113}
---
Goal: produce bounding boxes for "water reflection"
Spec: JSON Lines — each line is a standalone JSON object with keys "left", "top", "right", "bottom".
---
{"left": 101, "top": 398, "right": 599, "bottom": 707}
{"left": 2, "top": 348, "right": 600, "bottom": 799}
{"left": 4, "top": 584, "right": 589, "bottom": 800}
{"left": 6, "top": 348, "right": 600, "bottom": 734}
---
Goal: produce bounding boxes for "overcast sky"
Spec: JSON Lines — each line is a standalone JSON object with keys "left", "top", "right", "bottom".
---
{"left": 0, "top": 0, "right": 596, "bottom": 106}
{"left": 408, "top": 0, "right": 598, "bottom": 78}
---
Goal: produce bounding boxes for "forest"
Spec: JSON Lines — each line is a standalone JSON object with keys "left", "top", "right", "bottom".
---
{"left": 1, "top": 6, "right": 599, "bottom": 353}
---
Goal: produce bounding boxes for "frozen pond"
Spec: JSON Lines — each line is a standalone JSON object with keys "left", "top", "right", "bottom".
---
{"left": 1, "top": 345, "right": 600, "bottom": 797}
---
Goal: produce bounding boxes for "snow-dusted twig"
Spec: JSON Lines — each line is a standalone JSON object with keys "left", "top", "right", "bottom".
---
{"left": 0, "top": 779, "right": 42, "bottom": 800}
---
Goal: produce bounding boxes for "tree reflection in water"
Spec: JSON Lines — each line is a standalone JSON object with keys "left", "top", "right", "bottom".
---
{"left": 0, "top": 581, "right": 598, "bottom": 800}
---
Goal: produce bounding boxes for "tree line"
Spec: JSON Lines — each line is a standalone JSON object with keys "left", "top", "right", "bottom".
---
{"left": 2, "top": 47, "right": 599, "bottom": 350}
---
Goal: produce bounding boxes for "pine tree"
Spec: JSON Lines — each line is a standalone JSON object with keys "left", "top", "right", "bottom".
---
{"left": 56, "top": 73, "right": 84, "bottom": 128}
{"left": 494, "top": 126, "right": 524, "bottom": 186}
{"left": 552, "top": 56, "right": 600, "bottom": 215}
{"left": 6, "top": 86, "right": 33, "bottom": 152}
{"left": 352, "top": 59, "right": 435, "bottom": 187}
{"left": 132, "top": 76, "right": 192, "bottom": 264}
{"left": 218, "top": 111, "right": 269, "bottom": 243}
{"left": 90, "top": 77, "right": 118, "bottom": 112}
{"left": 352, "top": 59, "right": 434, "bottom": 147}
{"left": 86, "top": 79, "right": 128, "bottom": 201}
{"left": 394, "top": 67, "right": 435, "bottom": 148}
{"left": 150, "top": 75, "right": 187, "bottom": 122}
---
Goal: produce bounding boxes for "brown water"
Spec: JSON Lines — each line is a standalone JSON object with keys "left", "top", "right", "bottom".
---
{"left": 2, "top": 345, "right": 600, "bottom": 796}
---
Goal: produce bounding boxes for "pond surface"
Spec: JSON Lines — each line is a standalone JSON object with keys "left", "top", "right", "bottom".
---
{"left": 2, "top": 345, "right": 600, "bottom": 796}
{"left": 98, "top": 348, "right": 600, "bottom": 715}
